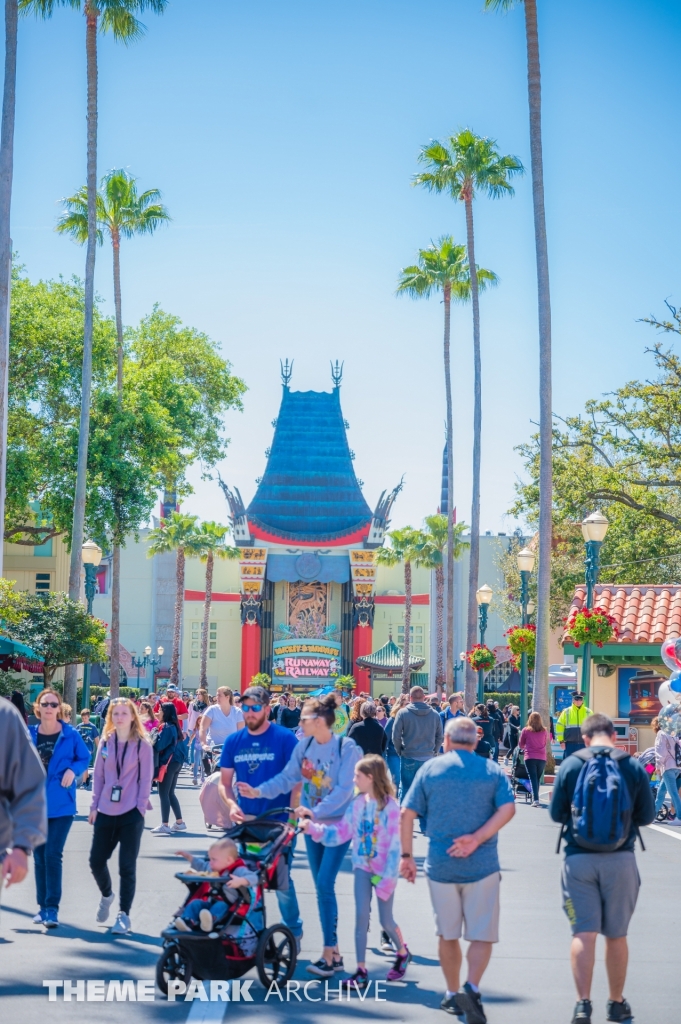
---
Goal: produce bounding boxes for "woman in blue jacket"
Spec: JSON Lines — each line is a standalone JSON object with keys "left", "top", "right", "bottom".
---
{"left": 29, "top": 687, "right": 90, "bottom": 928}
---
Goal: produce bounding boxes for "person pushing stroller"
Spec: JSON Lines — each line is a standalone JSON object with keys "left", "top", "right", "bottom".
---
{"left": 172, "top": 838, "right": 259, "bottom": 935}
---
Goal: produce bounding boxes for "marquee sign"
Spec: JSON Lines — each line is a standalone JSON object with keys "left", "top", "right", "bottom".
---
{"left": 239, "top": 548, "right": 267, "bottom": 597}
{"left": 350, "top": 550, "right": 376, "bottom": 597}
{"left": 272, "top": 637, "right": 341, "bottom": 682}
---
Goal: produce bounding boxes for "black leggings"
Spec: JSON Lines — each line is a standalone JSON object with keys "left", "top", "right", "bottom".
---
{"left": 159, "top": 758, "right": 183, "bottom": 823}
{"left": 525, "top": 758, "right": 546, "bottom": 802}
{"left": 90, "top": 808, "right": 145, "bottom": 914}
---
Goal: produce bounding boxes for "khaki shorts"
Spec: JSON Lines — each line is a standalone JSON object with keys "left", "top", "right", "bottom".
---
{"left": 427, "top": 872, "right": 501, "bottom": 943}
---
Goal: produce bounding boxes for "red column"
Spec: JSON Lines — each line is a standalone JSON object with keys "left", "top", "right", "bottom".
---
{"left": 353, "top": 623, "right": 373, "bottom": 694}
{"left": 240, "top": 622, "right": 261, "bottom": 693}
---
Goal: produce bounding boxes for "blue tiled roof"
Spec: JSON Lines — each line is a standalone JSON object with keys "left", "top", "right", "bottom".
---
{"left": 247, "top": 387, "right": 372, "bottom": 542}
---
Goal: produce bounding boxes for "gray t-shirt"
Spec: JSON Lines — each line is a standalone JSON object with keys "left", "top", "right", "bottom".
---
{"left": 403, "top": 749, "right": 514, "bottom": 883}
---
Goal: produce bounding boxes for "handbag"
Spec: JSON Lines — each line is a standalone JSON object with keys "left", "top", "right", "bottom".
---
{"left": 156, "top": 763, "right": 169, "bottom": 783}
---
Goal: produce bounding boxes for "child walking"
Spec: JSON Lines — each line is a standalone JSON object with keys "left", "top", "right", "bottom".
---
{"left": 300, "top": 753, "right": 410, "bottom": 991}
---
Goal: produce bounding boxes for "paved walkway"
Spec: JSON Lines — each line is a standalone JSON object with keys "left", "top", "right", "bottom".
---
{"left": 0, "top": 771, "right": 678, "bottom": 1023}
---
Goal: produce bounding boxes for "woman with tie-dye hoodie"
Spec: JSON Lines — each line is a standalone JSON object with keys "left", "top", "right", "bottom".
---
{"left": 300, "top": 753, "right": 410, "bottom": 992}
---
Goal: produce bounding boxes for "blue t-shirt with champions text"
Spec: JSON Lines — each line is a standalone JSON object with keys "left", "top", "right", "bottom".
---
{"left": 220, "top": 722, "right": 299, "bottom": 819}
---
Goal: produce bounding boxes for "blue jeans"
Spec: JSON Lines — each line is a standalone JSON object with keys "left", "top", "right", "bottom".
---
{"left": 386, "top": 752, "right": 400, "bottom": 790}
{"left": 183, "top": 898, "right": 230, "bottom": 926}
{"left": 655, "top": 769, "right": 681, "bottom": 817}
{"left": 304, "top": 833, "right": 351, "bottom": 948}
{"left": 276, "top": 840, "right": 303, "bottom": 938}
{"left": 399, "top": 756, "right": 428, "bottom": 802}
{"left": 34, "top": 815, "right": 73, "bottom": 911}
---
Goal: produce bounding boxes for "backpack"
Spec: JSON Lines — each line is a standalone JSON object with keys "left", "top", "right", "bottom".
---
{"left": 570, "top": 748, "right": 633, "bottom": 852}
{"left": 675, "top": 738, "right": 681, "bottom": 768}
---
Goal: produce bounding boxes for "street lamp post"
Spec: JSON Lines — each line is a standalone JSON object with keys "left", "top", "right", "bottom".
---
{"left": 580, "top": 511, "right": 609, "bottom": 705}
{"left": 81, "top": 539, "right": 103, "bottom": 713}
{"left": 148, "top": 646, "right": 164, "bottom": 694}
{"left": 130, "top": 645, "right": 164, "bottom": 695}
{"left": 517, "top": 547, "right": 536, "bottom": 727}
{"left": 476, "top": 584, "right": 493, "bottom": 704}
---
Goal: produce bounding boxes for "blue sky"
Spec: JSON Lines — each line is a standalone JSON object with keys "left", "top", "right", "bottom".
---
{"left": 11, "top": 0, "right": 681, "bottom": 536}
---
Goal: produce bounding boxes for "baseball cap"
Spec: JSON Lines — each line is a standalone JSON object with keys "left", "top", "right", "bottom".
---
{"left": 242, "top": 686, "right": 270, "bottom": 705}
{"left": 166, "top": 684, "right": 179, "bottom": 693}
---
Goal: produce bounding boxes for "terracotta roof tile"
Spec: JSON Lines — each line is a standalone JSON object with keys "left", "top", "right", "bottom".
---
{"left": 565, "top": 584, "right": 681, "bottom": 646}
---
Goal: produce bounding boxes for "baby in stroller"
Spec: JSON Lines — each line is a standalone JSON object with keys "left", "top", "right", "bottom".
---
{"left": 172, "top": 838, "right": 262, "bottom": 948}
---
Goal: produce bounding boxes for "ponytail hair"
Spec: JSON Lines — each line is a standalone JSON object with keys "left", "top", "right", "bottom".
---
{"left": 301, "top": 693, "right": 337, "bottom": 728}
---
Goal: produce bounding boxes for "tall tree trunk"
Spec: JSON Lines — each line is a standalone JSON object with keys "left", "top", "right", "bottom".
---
{"left": 109, "top": 540, "right": 120, "bottom": 696}
{"left": 464, "top": 193, "right": 482, "bottom": 710}
{"left": 0, "top": 0, "right": 17, "bottom": 580}
{"left": 108, "top": 232, "right": 124, "bottom": 696}
{"left": 170, "top": 545, "right": 185, "bottom": 687}
{"left": 65, "top": 6, "right": 98, "bottom": 710}
{"left": 435, "top": 563, "right": 445, "bottom": 692}
{"left": 525, "top": 0, "right": 552, "bottom": 729}
{"left": 402, "top": 559, "right": 412, "bottom": 694}
{"left": 200, "top": 551, "right": 214, "bottom": 688}
{"left": 443, "top": 283, "right": 455, "bottom": 694}
{"left": 112, "top": 230, "right": 123, "bottom": 392}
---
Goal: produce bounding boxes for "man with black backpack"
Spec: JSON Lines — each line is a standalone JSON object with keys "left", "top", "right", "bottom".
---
{"left": 550, "top": 713, "right": 654, "bottom": 1024}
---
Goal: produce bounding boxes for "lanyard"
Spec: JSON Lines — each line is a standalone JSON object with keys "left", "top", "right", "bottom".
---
{"left": 114, "top": 734, "right": 129, "bottom": 781}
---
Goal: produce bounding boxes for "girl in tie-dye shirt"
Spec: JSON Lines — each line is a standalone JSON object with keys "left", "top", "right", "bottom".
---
{"left": 302, "top": 754, "right": 410, "bottom": 991}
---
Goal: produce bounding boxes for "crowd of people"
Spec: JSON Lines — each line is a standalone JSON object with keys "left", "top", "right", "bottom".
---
{"left": 0, "top": 679, "right": 663, "bottom": 1024}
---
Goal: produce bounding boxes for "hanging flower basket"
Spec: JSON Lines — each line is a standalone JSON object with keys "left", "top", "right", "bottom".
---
{"left": 465, "top": 644, "right": 496, "bottom": 673}
{"left": 565, "top": 606, "right": 618, "bottom": 648}
{"left": 504, "top": 624, "right": 536, "bottom": 670}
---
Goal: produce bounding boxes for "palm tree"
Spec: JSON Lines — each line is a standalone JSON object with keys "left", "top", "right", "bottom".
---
{"left": 57, "top": 168, "right": 170, "bottom": 693}
{"left": 0, "top": 1, "right": 19, "bottom": 578}
{"left": 57, "top": 169, "right": 170, "bottom": 390}
{"left": 414, "top": 130, "right": 523, "bottom": 708}
{"left": 397, "top": 236, "right": 496, "bottom": 695}
{"left": 147, "top": 511, "right": 202, "bottom": 689}
{"left": 194, "top": 522, "right": 240, "bottom": 689}
{"left": 484, "top": 0, "right": 552, "bottom": 727}
{"left": 21, "top": 0, "right": 168, "bottom": 709}
{"left": 376, "top": 527, "right": 428, "bottom": 693}
{"left": 420, "top": 513, "right": 469, "bottom": 694}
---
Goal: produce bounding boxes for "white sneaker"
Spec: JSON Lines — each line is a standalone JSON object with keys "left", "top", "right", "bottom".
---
{"left": 32, "top": 910, "right": 44, "bottom": 924}
{"left": 150, "top": 824, "right": 174, "bottom": 836}
{"left": 111, "top": 911, "right": 132, "bottom": 935}
{"left": 96, "top": 892, "right": 116, "bottom": 923}
{"left": 199, "top": 908, "right": 214, "bottom": 932}
{"left": 172, "top": 821, "right": 187, "bottom": 832}
{"left": 665, "top": 818, "right": 681, "bottom": 826}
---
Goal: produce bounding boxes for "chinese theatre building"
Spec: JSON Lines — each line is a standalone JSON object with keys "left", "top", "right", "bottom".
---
{"left": 219, "top": 363, "right": 404, "bottom": 695}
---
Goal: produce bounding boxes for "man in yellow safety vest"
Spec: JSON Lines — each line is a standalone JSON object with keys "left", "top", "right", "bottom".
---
{"left": 555, "top": 691, "right": 593, "bottom": 758}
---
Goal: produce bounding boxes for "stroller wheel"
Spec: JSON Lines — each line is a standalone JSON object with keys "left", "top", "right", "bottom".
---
{"left": 255, "top": 924, "right": 297, "bottom": 988}
{"left": 156, "top": 942, "right": 192, "bottom": 996}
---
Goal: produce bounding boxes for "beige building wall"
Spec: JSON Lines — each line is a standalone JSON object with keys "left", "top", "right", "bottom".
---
{"left": 3, "top": 534, "right": 70, "bottom": 595}
{"left": 181, "top": 555, "right": 242, "bottom": 693}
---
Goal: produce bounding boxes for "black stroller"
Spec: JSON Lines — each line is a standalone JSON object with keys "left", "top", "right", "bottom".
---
{"left": 511, "top": 747, "right": 533, "bottom": 802}
{"left": 156, "top": 810, "right": 299, "bottom": 994}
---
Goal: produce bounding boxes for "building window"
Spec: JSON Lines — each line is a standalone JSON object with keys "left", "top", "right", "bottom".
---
{"left": 397, "top": 624, "right": 424, "bottom": 654}
{"left": 35, "top": 573, "right": 51, "bottom": 592}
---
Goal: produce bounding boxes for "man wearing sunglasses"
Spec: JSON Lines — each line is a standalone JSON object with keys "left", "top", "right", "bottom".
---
{"left": 218, "top": 685, "right": 303, "bottom": 948}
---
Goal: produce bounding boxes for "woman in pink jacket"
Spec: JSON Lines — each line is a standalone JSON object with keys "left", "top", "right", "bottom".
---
{"left": 653, "top": 716, "right": 681, "bottom": 824}
{"left": 519, "top": 712, "right": 549, "bottom": 807}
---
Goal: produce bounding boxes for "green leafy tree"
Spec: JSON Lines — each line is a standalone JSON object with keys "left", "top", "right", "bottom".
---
{"left": 56, "top": 168, "right": 170, "bottom": 692}
{"left": 194, "top": 521, "right": 240, "bottom": 688}
{"left": 250, "top": 673, "right": 271, "bottom": 689}
{"left": 376, "top": 527, "right": 429, "bottom": 693}
{"left": 485, "top": 0, "right": 554, "bottom": 728}
{"left": 20, "top": 0, "right": 168, "bottom": 709}
{"left": 56, "top": 168, "right": 170, "bottom": 390}
{"left": 397, "top": 237, "right": 495, "bottom": 691}
{"left": 414, "top": 130, "right": 523, "bottom": 707}
{"left": 6, "top": 590, "right": 107, "bottom": 684}
{"left": 147, "top": 512, "right": 204, "bottom": 689}
{"left": 420, "top": 513, "right": 469, "bottom": 693}
{"left": 0, "top": 575, "right": 28, "bottom": 626}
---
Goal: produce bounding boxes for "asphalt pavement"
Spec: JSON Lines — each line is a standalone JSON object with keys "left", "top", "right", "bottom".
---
{"left": 1, "top": 767, "right": 679, "bottom": 1024}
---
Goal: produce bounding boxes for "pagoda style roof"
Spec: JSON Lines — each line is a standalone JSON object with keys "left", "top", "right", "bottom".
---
{"left": 246, "top": 386, "right": 372, "bottom": 543}
{"left": 356, "top": 635, "right": 426, "bottom": 672}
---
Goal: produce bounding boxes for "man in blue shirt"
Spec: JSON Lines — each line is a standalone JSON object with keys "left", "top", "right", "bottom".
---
{"left": 400, "top": 715, "right": 515, "bottom": 1024}
{"left": 219, "top": 685, "right": 303, "bottom": 946}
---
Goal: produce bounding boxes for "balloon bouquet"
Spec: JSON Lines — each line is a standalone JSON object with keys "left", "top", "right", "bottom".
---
{"left": 658, "top": 638, "right": 681, "bottom": 739}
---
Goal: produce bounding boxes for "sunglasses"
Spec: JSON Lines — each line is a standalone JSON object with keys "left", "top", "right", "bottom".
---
{"left": 40, "top": 701, "right": 59, "bottom": 709}
{"left": 111, "top": 698, "right": 130, "bottom": 706}
{"left": 242, "top": 703, "right": 265, "bottom": 713}
{"left": 300, "top": 714, "right": 319, "bottom": 721}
